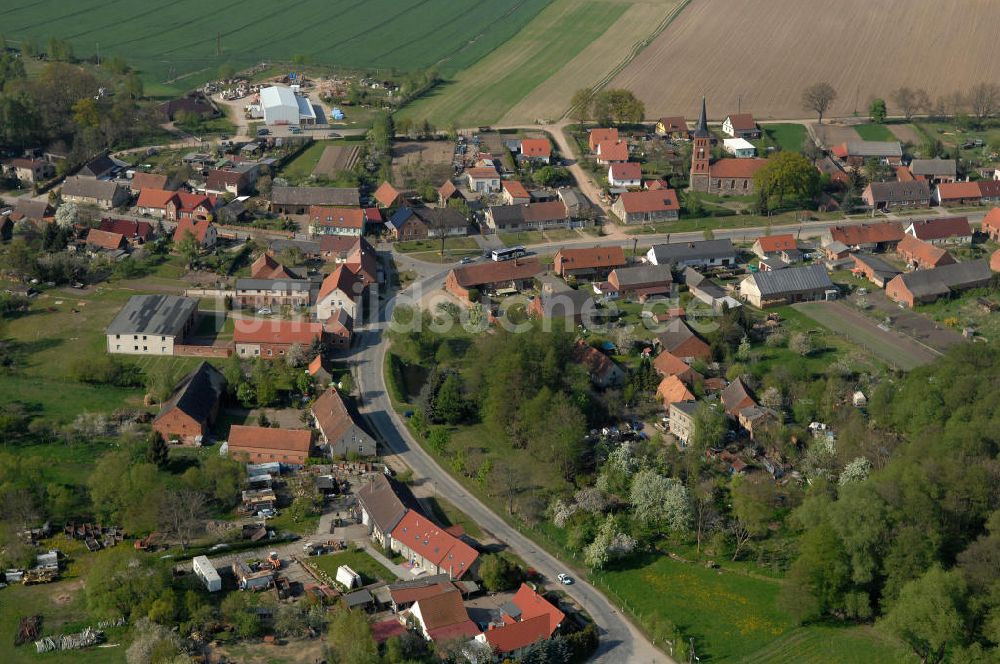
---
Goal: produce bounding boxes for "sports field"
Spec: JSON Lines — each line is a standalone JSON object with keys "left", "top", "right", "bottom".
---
{"left": 613, "top": 0, "right": 1000, "bottom": 119}
{"left": 1, "top": 0, "right": 550, "bottom": 96}
{"left": 400, "top": 0, "right": 659, "bottom": 128}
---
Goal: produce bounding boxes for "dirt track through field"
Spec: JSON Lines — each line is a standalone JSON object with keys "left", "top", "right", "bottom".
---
{"left": 613, "top": 0, "right": 1000, "bottom": 120}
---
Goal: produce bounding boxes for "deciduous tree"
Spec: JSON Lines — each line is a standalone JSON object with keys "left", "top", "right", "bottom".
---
{"left": 891, "top": 87, "right": 930, "bottom": 121}
{"left": 753, "top": 151, "right": 820, "bottom": 210}
{"left": 869, "top": 98, "right": 887, "bottom": 124}
{"left": 880, "top": 567, "right": 969, "bottom": 664}
{"left": 802, "top": 82, "right": 837, "bottom": 124}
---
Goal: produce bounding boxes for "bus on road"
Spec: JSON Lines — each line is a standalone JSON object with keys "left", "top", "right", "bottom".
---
{"left": 492, "top": 246, "right": 526, "bottom": 262}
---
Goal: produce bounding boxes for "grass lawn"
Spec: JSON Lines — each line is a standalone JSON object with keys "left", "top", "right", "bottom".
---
{"left": 406, "top": 249, "right": 482, "bottom": 264}
{"left": 498, "top": 230, "right": 547, "bottom": 246}
{"left": 762, "top": 123, "right": 807, "bottom": 152}
{"left": 0, "top": 541, "right": 132, "bottom": 664}
{"left": 310, "top": 549, "right": 397, "bottom": 585}
{"left": 918, "top": 285, "right": 1000, "bottom": 340}
{"left": 737, "top": 624, "right": 911, "bottom": 664}
{"left": 853, "top": 123, "right": 896, "bottom": 142}
{"left": 595, "top": 554, "right": 911, "bottom": 663}
{"left": 543, "top": 229, "right": 585, "bottom": 242}
{"left": 264, "top": 510, "right": 320, "bottom": 536}
{"left": 395, "top": 237, "right": 479, "bottom": 254}
{"left": 278, "top": 140, "right": 329, "bottom": 181}
{"left": 623, "top": 210, "right": 844, "bottom": 236}
{"left": 422, "top": 495, "right": 484, "bottom": 540}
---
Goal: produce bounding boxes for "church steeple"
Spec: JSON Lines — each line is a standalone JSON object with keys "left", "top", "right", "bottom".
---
{"left": 694, "top": 96, "right": 709, "bottom": 138}
{"left": 689, "top": 96, "right": 711, "bottom": 192}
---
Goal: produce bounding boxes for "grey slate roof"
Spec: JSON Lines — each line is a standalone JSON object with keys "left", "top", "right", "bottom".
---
{"left": 356, "top": 474, "right": 418, "bottom": 537}
{"left": 671, "top": 400, "right": 700, "bottom": 416}
{"left": 853, "top": 254, "right": 901, "bottom": 280}
{"left": 846, "top": 140, "right": 903, "bottom": 158}
{"left": 649, "top": 239, "right": 735, "bottom": 265}
{"left": 868, "top": 180, "right": 931, "bottom": 203}
{"left": 106, "top": 295, "right": 198, "bottom": 337}
{"left": 234, "top": 278, "right": 313, "bottom": 292}
{"left": 893, "top": 260, "right": 991, "bottom": 297}
{"left": 153, "top": 362, "right": 226, "bottom": 428}
{"left": 269, "top": 238, "right": 322, "bottom": 255}
{"left": 413, "top": 206, "right": 468, "bottom": 229}
{"left": 79, "top": 154, "right": 116, "bottom": 178}
{"left": 745, "top": 264, "right": 833, "bottom": 297}
{"left": 610, "top": 263, "right": 673, "bottom": 288}
{"left": 683, "top": 267, "right": 726, "bottom": 299}
{"left": 270, "top": 186, "right": 359, "bottom": 207}
{"left": 62, "top": 176, "right": 123, "bottom": 201}
{"left": 909, "top": 158, "right": 957, "bottom": 177}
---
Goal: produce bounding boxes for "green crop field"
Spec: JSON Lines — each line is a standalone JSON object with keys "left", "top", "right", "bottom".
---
{"left": 2, "top": 0, "right": 550, "bottom": 96}
{"left": 398, "top": 0, "right": 628, "bottom": 127}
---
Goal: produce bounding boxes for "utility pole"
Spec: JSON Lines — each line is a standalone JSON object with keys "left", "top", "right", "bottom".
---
{"left": 737, "top": 95, "right": 741, "bottom": 115}
{"left": 216, "top": 32, "right": 222, "bottom": 57}
{"left": 96, "top": 42, "right": 100, "bottom": 67}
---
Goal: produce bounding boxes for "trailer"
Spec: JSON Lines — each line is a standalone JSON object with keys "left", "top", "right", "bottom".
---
{"left": 192, "top": 556, "right": 222, "bottom": 592}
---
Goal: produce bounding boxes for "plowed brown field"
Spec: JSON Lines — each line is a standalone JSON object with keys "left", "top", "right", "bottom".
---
{"left": 613, "top": 0, "right": 1000, "bottom": 120}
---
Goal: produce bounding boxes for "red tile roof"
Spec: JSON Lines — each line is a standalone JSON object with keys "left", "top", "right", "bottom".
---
{"left": 131, "top": 172, "right": 170, "bottom": 190}
{"left": 710, "top": 158, "right": 767, "bottom": 179}
{"left": 175, "top": 191, "right": 216, "bottom": 212}
{"left": 653, "top": 351, "right": 702, "bottom": 383}
{"left": 977, "top": 180, "right": 1000, "bottom": 198}
{"left": 373, "top": 182, "right": 403, "bottom": 207}
{"left": 609, "top": 162, "right": 643, "bottom": 182}
{"left": 991, "top": 248, "right": 1000, "bottom": 273}
{"left": 484, "top": 615, "right": 550, "bottom": 654}
{"left": 511, "top": 583, "right": 565, "bottom": 636}
{"left": 318, "top": 264, "right": 364, "bottom": 302}
{"left": 411, "top": 588, "right": 479, "bottom": 641}
{"left": 99, "top": 218, "right": 153, "bottom": 241}
{"left": 588, "top": 128, "right": 619, "bottom": 151}
{"left": 907, "top": 216, "right": 971, "bottom": 241}
{"left": 571, "top": 340, "right": 620, "bottom": 382}
{"left": 829, "top": 221, "right": 904, "bottom": 246}
{"left": 936, "top": 181, "right": 982, "bottom": 201}
{"left": 897, "top": 235, "right": 955, "bottom": 269}
{"left": 371, "top": 619, "right": 408, "bottom": 644}
{"left": 311, "top": 388, "right": 360, "bottom": 448}
{"left": 389, "top": 581, "right": 455, "bottom": 606}
{"left": 617, "top": 189, "right": 679, "bottom": 213}
{"left": 754, "top": 233, "right": 796, "bottom": 253}
{"left": 450, "top": 258, "right": 543, "bottom": 288}
{"left": 726, "top": 113, "right": 757, "bottom": 131}
{"left": 86, "top": 228, "right": 126, "bottom": 250}
{"left": 983, "top": 208, "right": 1000, "bottom": 235}
{"left": 227, "top": 425, "right": 312, "bottom": 455}
{"left": 520, "top": 138, "right": 551, "bottom": 159}
{"left": 596, "top": 141, "right": 629, "bottom": 162}
{"left": 467, "top": 167, "right": 499, "bottom": 179}
{"left": 502, "top": 180, "right": 530, "bottom": 199}
{"left": 233, "top": 319, "right": 323, "bottom": 345}
{"left": 438, "top": 180, "right": 459, "bottom": 199}
{"left": 137, "top": 188, "right": 176, "bottom": 209}
{"left": 554, "top": 245, "right": 627, "bottom": 272}
{"left": 309, "top": 206, "right": 365, "bottom": 230}
{"left": 390, "top": 510, "right": 479, "bottom": 579}
{"left": 173, "top": 218, "right": 214, "bottom": 244}
{"left": 250, "top": 253, "right": 295, "bottom": 280}
{"left": 657, "top": 375, "right": 695, "bottom": 405}
{"left": 657, "top": 116, "right": 688, "bottom": 132}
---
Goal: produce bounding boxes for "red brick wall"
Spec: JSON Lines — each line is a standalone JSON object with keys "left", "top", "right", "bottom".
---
{"left": 229, "top": 446, "right": 307, "bottom": 465}
{"left": 174, "top": 344, "right": 233, "bottom": 358}
{"left": 153, "top": 410, "right": 204, "bottom": 443}
{"left": 445, "top": 271, "right": 470, "bottom": 301}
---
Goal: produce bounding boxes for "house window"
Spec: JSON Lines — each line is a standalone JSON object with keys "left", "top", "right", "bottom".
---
{"left": 267, "top": 349, "right": 272, "bottom": 356}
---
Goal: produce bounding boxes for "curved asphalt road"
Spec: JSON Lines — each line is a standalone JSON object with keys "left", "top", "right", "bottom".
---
{"left": 353, "top": 265, "right": 670, "bottom": 664}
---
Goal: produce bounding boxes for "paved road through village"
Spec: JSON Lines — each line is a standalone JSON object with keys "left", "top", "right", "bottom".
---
{"left": 352, "top": 264, "right": 671, "bottom": 664}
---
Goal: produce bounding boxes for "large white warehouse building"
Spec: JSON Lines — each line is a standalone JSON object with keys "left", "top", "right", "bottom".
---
{"left": 260, "top": 85, "right": 316, "bottom": 126}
